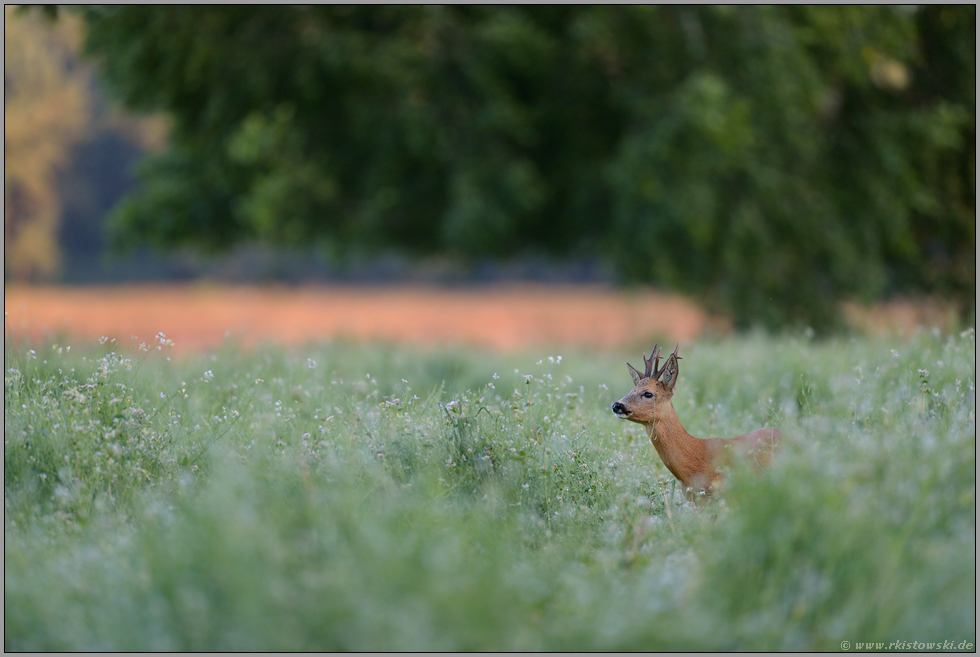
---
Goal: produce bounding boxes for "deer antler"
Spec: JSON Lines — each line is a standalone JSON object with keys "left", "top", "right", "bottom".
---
{"left": 643, "top": 344, "right": 662, "bottom": 379}
{"left": 645, "top": 343, "right": 683, "bottom": 381}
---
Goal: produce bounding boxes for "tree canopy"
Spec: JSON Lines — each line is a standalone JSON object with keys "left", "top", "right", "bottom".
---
{"left": 4, "top": 6, "right": 91, "bottom": 280}
{"left": 76, "top": 5, "right": 975, "bottom": 329}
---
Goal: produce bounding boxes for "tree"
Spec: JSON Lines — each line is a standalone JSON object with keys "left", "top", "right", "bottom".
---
{"left": 76, "top": 6, "right": 975, "bottom": 329}
{"left": 4, "top": 6, "right": 91, "bottom": 281}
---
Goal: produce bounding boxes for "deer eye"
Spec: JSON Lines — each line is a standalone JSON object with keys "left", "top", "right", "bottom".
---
{"left": 643, "top": 392, "right": 654, "bottom": 399}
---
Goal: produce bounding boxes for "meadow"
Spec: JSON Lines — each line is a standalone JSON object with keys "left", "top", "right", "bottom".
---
{"left": 4, "top": 328, "right": 976, "bottom": 650}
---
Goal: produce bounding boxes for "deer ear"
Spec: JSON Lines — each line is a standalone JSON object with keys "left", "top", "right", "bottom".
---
{"left": 627, "top": 362, "right": 643, "bottom": 386}
{"left": 660, "top": 354, "right": 679, "bottom": 392}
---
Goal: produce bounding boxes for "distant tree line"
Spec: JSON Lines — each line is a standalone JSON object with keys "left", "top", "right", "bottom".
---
{"left": 4, "top": 6, "right": 90, "bottom": 280}
{"left": 74, "top": 5, "right": 974, "bottom": 329}
{"left": 4, "top": 6, "right": 168, "bottom": 283}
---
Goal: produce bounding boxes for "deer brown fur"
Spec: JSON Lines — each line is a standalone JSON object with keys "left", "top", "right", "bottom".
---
{"left": 612, "top": 343, "right": 780, "bottom": 496}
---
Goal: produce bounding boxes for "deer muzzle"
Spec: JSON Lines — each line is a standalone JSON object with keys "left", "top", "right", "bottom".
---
{"left": 611, "top": 401, "right": 631, "bottom": 418}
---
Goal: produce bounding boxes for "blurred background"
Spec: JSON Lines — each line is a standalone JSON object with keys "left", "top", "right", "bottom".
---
{"left": 4, "top": 5, "right": 975, "bottom": 346}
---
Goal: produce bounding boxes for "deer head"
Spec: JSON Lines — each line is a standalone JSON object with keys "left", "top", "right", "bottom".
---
{"left": 612, "top": 343, "right": 682, "bottom": 423}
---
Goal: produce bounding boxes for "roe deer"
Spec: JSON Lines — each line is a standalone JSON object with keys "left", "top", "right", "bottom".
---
{"left": 612, "top": 343, "right": 779, "bottom": 497}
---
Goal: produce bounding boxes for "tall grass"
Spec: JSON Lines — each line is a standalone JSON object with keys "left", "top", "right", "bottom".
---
{"left": 5, "top": 329, "right": 976, "bottom": 650}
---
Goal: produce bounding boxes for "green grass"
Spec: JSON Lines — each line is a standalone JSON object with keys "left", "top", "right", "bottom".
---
{"left": 4, "top": 329, "right": 976, "bottom": 650}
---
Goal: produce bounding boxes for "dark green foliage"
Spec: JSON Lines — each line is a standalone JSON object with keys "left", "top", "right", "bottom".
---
{"left": 77, "top": 6, "right": 975, "bottom": 329}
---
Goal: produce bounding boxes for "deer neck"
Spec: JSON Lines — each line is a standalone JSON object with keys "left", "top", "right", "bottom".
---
{"left": 643, "top": 400, "right": 710, "bottom": 488}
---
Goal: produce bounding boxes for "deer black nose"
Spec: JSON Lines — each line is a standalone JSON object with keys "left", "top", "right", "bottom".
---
{"left": 612, "top": 402, "right": 628, "bottom": 416}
